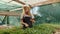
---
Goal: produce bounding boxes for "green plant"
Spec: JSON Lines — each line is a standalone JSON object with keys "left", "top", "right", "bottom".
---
{"left": 0, "top": 24, "right": 59, "bottom": 34}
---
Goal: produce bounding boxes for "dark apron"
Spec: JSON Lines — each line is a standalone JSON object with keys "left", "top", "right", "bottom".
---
{"left": 22, "top": 16, "right": 33, "bottom": 29}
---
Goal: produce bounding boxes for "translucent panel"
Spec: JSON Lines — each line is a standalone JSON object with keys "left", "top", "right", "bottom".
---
{"left": 20, "top": 0, "right": 47, "bottom": 4}
{"left": 9, "top": 16, "right": 20, "bottom": 26}
{"left": 0, "top": 0, "right": 22, "bottom": 10}
{"left": 35, "top": 3, "right": 60, "bottom": 23}
{"left": 0, "top": 0, "right": 60, "bottom": 26}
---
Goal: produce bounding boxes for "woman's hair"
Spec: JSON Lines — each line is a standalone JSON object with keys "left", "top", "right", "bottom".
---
{"left": 22, "top": 5, "right": 32, "bottom": 16}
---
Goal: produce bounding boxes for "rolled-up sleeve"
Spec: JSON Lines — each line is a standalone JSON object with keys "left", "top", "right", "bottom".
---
{"left": 31, "top": 14, "right": 34, "bottom": 19}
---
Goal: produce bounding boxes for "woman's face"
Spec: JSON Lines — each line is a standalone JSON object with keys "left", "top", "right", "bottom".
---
{"left": 24, "top": 6, "right": 30, "bottom": 13}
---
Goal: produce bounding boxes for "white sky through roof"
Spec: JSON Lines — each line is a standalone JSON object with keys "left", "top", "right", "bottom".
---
{"left": 0, "top": 0, "right": 47, "bottom": 15}
{"left": 0, "top": 0, "right": 22, "bottom": 6}
{"left": 1, "top": 0, "right": 47, "bottom": 5}
{"left": 20, "top": 0, "right": 47, "bottom": 4}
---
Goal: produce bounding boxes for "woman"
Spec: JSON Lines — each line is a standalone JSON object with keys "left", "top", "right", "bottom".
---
{"left": 21, "top": 5, "right": 35, "bottom": 29}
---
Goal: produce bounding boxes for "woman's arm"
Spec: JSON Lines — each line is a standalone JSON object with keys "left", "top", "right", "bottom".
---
{"left": 31, "top": 19, "right": 35, "bottom": 23}
{"left": 21, "top": 19, "right": 29, "bottom": 27}
{"left": 20, "top": 14, "right": 26, "bottom": 24}
{"left": 21, "top": 19, "right": 27, "bottom": 25}
{"left": 30, "top": 14, "right": 35, "bottom": 23}
{"left": 20, "top": 14, "right": 29, "bottom": 27}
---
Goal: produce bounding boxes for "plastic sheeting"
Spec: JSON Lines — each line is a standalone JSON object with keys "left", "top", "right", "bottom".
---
{"left": 0, "top": 2, "right": 60, "bottom": 26}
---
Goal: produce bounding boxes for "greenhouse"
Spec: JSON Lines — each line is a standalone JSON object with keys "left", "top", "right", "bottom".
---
{"left": 0, "top": 0, "right": 60, "bottom": 34}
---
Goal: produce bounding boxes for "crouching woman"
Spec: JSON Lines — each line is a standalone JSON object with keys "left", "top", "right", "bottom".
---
{"left": 20, "top": 5, "right": 35, "bottom": 29}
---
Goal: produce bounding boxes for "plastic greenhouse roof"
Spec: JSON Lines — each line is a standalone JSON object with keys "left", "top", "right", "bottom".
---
{"left": 0, "top": 0, "right": 47, "bottom": 10}
{"left": 0, "top": 0, "right": 59, "bottom": 11}
{"left": 0, "top": 0, "right": 23, "bottom": 10}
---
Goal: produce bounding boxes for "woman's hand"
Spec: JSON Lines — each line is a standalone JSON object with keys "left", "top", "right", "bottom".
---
{"left": 30, "top": 19, "right": 35, "bottom": 23}
{"left": 32, "top": 20, "right": 35, "bottom": 23}
{"left": 25, "top": 23, "right": 29, "bottom": 27}
{"left": 21, "top": 20, "right": 29, "bottom": 27}
{"left": 21, "top": 22, "right": 29, "bottom": 27}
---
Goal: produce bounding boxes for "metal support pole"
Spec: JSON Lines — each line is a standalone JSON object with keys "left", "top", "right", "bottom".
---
{"left": 6, "top": 16, "right": 9, "bottom": 26}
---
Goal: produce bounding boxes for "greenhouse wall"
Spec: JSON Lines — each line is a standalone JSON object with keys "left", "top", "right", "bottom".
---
{"left": 0, "top": 3, "right": 60, "bottom": 26}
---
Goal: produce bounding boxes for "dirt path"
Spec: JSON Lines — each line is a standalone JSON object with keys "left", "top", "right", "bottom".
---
{"left": 0, "top": 25, "right": 15, "bottom": 29}
{"left": 55, "top": 32, "right": 60, "bottom": 34}
{"left": 53, "top": 28, "right": 60, "bottom": 34}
